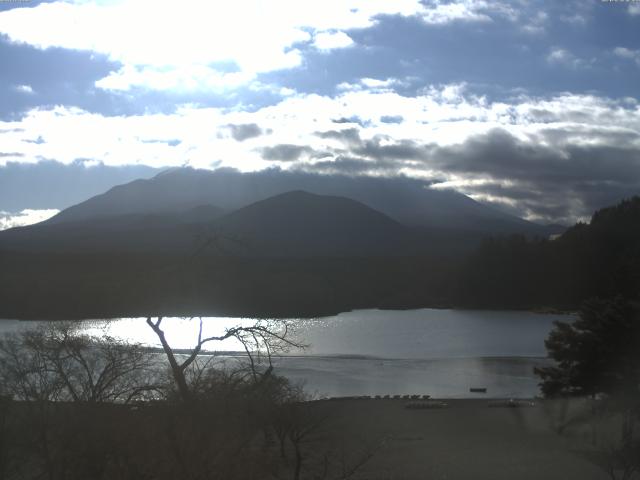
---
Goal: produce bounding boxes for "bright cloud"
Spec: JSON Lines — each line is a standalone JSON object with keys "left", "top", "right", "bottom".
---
{"left": 95, "top": 65, "right": 256, "bottom": 92}
{"left": 0, "top": 0, "right": 426, "bottom": 92}
{"left": 420, "top": 0, "right": 492, "bottom": 24}
{"left": 0, "top": 209, "right": 60, "bottom": 230}
{"left": 313, "top": 31, "right": 354, "bottom": 51}
{"left": 2, "top": 84, "right": 638, "bottom": 170}
{"left": 0, "top": 0, "right": 527, "bottom": 93}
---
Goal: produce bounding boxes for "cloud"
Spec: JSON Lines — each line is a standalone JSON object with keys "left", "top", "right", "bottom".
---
{"left": 0, "top": 0, "right": 545, "bottom": 96}
{"left": 380, "top": 115, "right": 404, "bottom": 124}
{"left": 629, "top": 4, "right": 640, "bottom": 16}
{"left": 315, "top": 128, "right": 362, "bottom": 145}
{"left": 337, "top": 78, "right": 410, "bottom": 93}
{"left": 313, "top": 31, "right": 354, "bottom": 51}
{"left": 0, "top": 0, "right": 634, "bottom": 117}
{"left": 14, "top": 84, "right": 34, "bottom": 94}
{"left": 316, "top": 130, "right": 430, "bottom": 166}
{"left": 1, "top": 83, "right": 639, "bottom": 223}
{"left": 546, "top": 47, "right": 590, "bottom": 69}
{"left": 261, "top": 144, "right": 314, "bottom": 162}
{"left": 294, "top": 155, "right": 393, "bottom": 176}
{"left": 226, "top": 123, "right": 263, "bottom": 142}
{"left": 331, "top": 116, "right": 371, "bottom": 127}
{"left": 613, "top": 47, "right": 640, "bottom": 66}
{"left": 95, "top": 65, "right": 257, "bottom": 92}
{"left": 0, "top": 0, "right": 429, "bottom": 93}
{"left": 522, "top": 11, "right": 548, "bottom": 34}
{"left": 427, "top": 128, "right": 640, "bottom": 223}
{"left": 0, "top": 209, "right": 59, "bottom": 231}
{"left": 419, "top": 0, "right": 492, "bottom": 24}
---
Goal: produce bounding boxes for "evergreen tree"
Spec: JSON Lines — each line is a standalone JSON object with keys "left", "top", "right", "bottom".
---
{"left": 535, "top": 297, "right": 640, "bottom": 399}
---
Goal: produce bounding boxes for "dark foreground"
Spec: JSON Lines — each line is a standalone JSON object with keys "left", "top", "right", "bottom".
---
{"left": 315, "top": 398, "right": 615, "bottom": 480}
{"left": 0, "top": 396, "right": 625, "bottom": 480}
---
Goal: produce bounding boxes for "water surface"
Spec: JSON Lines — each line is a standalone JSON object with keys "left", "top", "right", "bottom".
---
{"left": 0, "top": 309, "right": 570, "bottom": 398}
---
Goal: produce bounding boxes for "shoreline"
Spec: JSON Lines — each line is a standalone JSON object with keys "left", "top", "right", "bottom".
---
{"left": 0, "top": 304, "right": 577, "bottom": 322}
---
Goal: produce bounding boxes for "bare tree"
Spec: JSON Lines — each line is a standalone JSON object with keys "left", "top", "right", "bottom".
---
{"left": 0, "top": 323, "right": 164, "bottom": 480}
{"left": 0, "top": 322, "right": 160, "bottom": 403}
{"left": 145, "top": 316, "right": 303, "bottom": 402}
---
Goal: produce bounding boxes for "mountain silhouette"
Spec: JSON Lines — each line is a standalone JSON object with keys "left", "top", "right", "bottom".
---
{"left": 0, "top": 191, "right": 419, "bottom": 257}
{"left": 46, "top": 167, "right": 559, "bottom": 236}
{"left": 212, "top": 190, "right": 417, "bottom": 257}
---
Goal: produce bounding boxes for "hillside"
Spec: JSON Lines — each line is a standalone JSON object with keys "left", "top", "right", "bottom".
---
{"left": 213, "top": 190, "right": 418, "bottom": 257}
{"left": 458, "top": 196, "right": 640, "bottom": 309}
{"left": 0, "top": 204, "right": 225, "bottom": 254}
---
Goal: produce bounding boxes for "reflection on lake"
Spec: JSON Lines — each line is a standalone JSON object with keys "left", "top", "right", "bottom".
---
{"left": 0, "top": 309, "right": 570, "bottom": 398}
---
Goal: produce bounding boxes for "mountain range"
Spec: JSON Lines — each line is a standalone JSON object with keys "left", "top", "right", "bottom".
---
{"left": 0, "top": 168, "right": 564, "bottom": 257}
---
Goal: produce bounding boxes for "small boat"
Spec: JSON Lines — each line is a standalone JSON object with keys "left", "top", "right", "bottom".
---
{"left": 470, "top": 387, "right": 487, "bottom": 393}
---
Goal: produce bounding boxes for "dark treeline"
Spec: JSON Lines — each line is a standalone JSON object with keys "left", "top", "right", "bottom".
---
{"left": 457, "top": 197, "right": 640, "bottom": 309}
{"left": 0, "top": 252, "right": 458, "bottom": 319}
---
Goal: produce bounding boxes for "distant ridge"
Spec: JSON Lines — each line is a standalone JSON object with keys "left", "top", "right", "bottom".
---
{"left": 0, "top": 190, "right": 419, "bottom": 257}
{"left": 46, "top": 167, "right": 558, "bottom": 236}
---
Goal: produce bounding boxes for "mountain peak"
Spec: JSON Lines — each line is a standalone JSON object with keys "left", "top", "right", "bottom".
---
{"left": 214, "top": 189, "right": 407, "bottom": 257}
{"left": 43, "top": 168, "right": 547, "bottom": 235}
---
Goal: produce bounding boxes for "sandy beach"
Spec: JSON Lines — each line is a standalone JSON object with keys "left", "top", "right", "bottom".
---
{"left": 308, "top": 398, "right": 613, "bottom": 480}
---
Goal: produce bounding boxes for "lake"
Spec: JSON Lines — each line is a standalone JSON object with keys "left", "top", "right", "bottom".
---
{"left": 0, "top": 309, "right": 570, "bottom": 398}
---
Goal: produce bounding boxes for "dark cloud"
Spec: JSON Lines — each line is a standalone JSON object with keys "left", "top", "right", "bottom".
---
{"left": 331, "top": 116, "right": 371, "bottom": 127}
{"left": 227, "top": 123, "right": 263, "bottom": 141}
{"left": 299, "top": 156, "right": 377, "bottom": 175}
{"left": 307, "top": 124, "right": 640, "bottom": 223}
{"left": 431, "top": 129, "right": 640, "bottom": 187}
{"left": 299, "top": 155, "right": 405, "bottom": 176}
{"left": 0, "top": 160, "right": 160, "bottom": 211}
{"left": 355, "top": 137, "right": 430, "bottom": 163}
{"left": 315, "top": 128, "right": 361, "bottom": 144}
{"left": 428, "top": 128, "right": 640, "bottom": 223}
{"left": 315, "top": 127, "right": 429, "bottom": 164}
{"left": 261, "top": 144, "right": 314, "bottom": 162}
{"left": 380, "top": 115, "right": 404, "bottom": 124}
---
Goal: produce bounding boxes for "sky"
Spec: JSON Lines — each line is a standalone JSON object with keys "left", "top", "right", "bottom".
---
{"left": 0, "top": 0, "right": 639, "bottom": 228}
